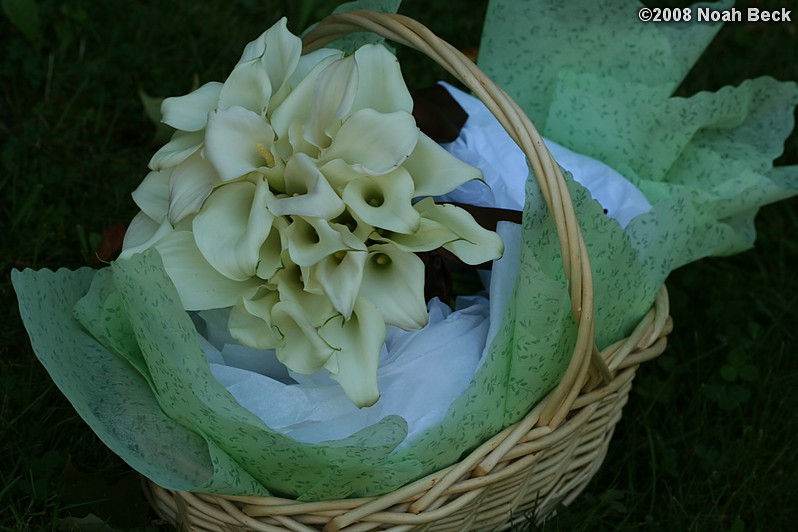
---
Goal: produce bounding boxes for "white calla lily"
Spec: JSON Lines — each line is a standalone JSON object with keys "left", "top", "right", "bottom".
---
{"left": 218, "top": 59, "right": 273, "bottom": 116}
{"left": 152, "top": 231, "right": 260, "bottom": 310}
{"left": 272, "top": 300, "right": 335, "bottom": 373}
{"left": 272, "top": 256, "right": 335, "bottom": 325}
{"left": 403, "top": 132, "right": 484, "bottom": 197}
{"left": 168, "top": 150, "right": 217, "bottom": 224}
{"left": 319, "top": 297, "right": 385, "bottom": 408}
{"left": 304, "top": 53, "right": 358, "bottom": 150}
{"left": 308, "top": 249, "right": 367, "bottom": 320}
{"left": 161, "top": 81, "right": 222, "bottom": 132}
{"left": 256, "top": 226, "right": 283, "bottom": 281}
{"left": 228, "top": 287, "right": 282, "bottom": 349}
{"left": 237, "top": 18, "right": 301, "bottom": 92}
{"left": 351, "top": 44, "right": 413, "bottom": 114}
{"left": 148, "top": 130, "right": 204, "bottom": 171}
{"left": 204, "top": 106, "right": 278, "bottom": 181}
{"left": 281, "top": 48, "right": 342, "bottom": 100}
{"left": 192, "top": 178, "right": 273, "bottom": 281}
{"left": 269, "top": 51, "right": 344, "bottom": 140}
{"left": 284, "top": 216, "right": 365, "bottom": 267}
{"left": 370, "top": 217, "right": 459, "bottom": 252}
{"left": 320, "top": 108, "right": 418, "bottom": 175}
{"left": 342, "top": 169, "right": 420, "bottom": 234}
{"left": 120, "top": 211, "right": 174, "bottom": 257}
{"left": 360, "top": 243, "right": 428, "bottom": 330}
{"left": 131, "top": 169, "right": 170, "bottom": 223}
{"left": 414, "top": 198, "right": 504, "bottom": 265}
{"left": 265, "top": 153, "right": 345, "bottom": 219}
{"left": 317, "top": 158, "right": 368, "bottom": 192}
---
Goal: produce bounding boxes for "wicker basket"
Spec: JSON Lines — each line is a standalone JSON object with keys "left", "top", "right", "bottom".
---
{"left": 143, "top": 10, "right": 673, "bottom": 531}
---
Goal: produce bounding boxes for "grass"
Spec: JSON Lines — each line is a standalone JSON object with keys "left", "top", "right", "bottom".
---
{"left": 1, "top": 0, "right": 796, "bottom": 530}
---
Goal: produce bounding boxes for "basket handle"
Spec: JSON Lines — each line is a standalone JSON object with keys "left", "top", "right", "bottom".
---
{"left": 303, "top": 10, "right": 608, "bottom": 427}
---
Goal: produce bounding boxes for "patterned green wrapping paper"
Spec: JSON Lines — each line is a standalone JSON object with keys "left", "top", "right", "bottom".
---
{"left": 479, "top": 0, "right": 798, "bottom": 350}
{"left": 12, "top": 0, "right": 798, "bottom": 500}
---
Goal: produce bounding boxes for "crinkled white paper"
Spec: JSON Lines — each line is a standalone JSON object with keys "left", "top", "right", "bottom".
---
{"left": 437, "top": 82, "right": 652, "bottom": 227}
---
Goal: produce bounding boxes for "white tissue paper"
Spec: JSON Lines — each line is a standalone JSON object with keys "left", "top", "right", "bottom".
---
{"left": 436, "top": 82, "right": 652, "bottom": 228}
{"left": 197, "top": 82, "right": 651, "bottom": 448}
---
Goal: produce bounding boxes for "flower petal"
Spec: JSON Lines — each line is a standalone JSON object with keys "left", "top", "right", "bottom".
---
{"left": 151, "top": 231, "right": 260, "bottom": 310}
{"left": 228, "top": 287, "right": 282, "bottom": 349}
{"left": 360, "top": 243, "right": 428, "bottom": 330}
{"left": 351, "top": 44, "right": 413, "bottom": 114}
{"left": 342, "top": 167, "right": 420, "bottom": 234}
{"left": 131, "top": 169, "right": 170, "bottom": 223}
{"left": 270, "top": 51, "right": 343, "bottom": 139}
{"left": 319, "top": 297, "right": 385, "bottom": 408}
{"left": 161, "top": 82, "right": 222, "bottom": 132}
{"left": 318, "top": 158, "right": 368, "bottom": 192}
{"left": 238, "top": 18, "right": 301, "bottom": 94}
{"left": 204, "top": 106, "right": 276, "bottom": 181}
{"left": 120, "top": 211, "right": 173, "bottom": 257}
{"left": 319, "top": 109, "right": 418, "bottom": 176}
{"left": 271, "top": 300, "right": 335, "bottom": 373}
{"left": 256, "top": 225, "right": 283, "bottom": 281}
{"left": 304, "top": 54, "right": 358, "bottom": 149}
{"left": 370, "top": 216, "right": 459, "bottom": 252}
{"left": 309, "top": 249, "right": 367, "bottom": 319}
{"left": 192, "top": 178, "right": 274, "bottom": 281}
{"left": 218, "top": 59, "right": 273, "bottom": 116}
{"left": 271, "top": 255, "right": 335, "bottom": 325}
{"left": 168, "top": 150, "right": 218, "bottom": 224}
{"left": 402, "top": 132, "right": 484, "bottom": 197}
{"left": 149, "top": 130, "right": 204, "bottom": 171}
{"left": 284, "top": 216, "right": 365, "bottom": 267}
{"left": 265, "top": 153, "right": 345, "bottom": 219}
{"left": 415, "top": 198, "right": 504, "bottom": 265}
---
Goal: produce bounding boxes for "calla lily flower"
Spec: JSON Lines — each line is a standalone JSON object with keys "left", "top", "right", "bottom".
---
{"left": 265, "top": 153, "right": 345, "bottom": 219}
{"left": 319, "top": 297, "right": 385, "bottom": 408}
{"left": 319, "top": 108, "right": 418, "bottom": 176}
{"left": 307, "top": 249, "right": 368, "bottom": 320}
{"left": 349, "top": 44, "right": 413, "bottom": 114}
{"left": 161, "top": 82, "right": 222, "bottom": 132}
{"left": 414, "top": 198, "right": 505, "bottom": 265}
{"left": 192, "top": 177, "right": 274, "bottom": 281}
{"left": 168, "top": 150, "right": 217, "bottom": 224}
{"left": 284, "top": 216, "right": 365, "bottom": 267}
{"left": 131, "top": 169, "right": 170, "bottom": 223}
{"left": 370, "top": 217, "right": 460, "bottom": 253}
{"left": 152, "top": 231, "right": 261, "bottom": 310}
{"left": 342, "top": 167, "right": 420, "bottom": 234}
{"left": 270, "top": 253, "right": 335, "bottom": 325}
{"left": 149, "top": 130, "right": 204, "bottom": 171}
{"left": 120, "top": 211, "right": 174, "bottom": 257}
{"left": 271, "top": 299, "right": 335, "bottom": 374}
{"left": 228, "top": 287, "right": 282, "bottom": 349}
{"left": 360, "top": 243, "right": 428, "bottom": 330}
{"left": 204, "top": 106, "right": 280, "bottom": 182}
{"left": 403, "top": 132, "right": 484, "bottom": 197}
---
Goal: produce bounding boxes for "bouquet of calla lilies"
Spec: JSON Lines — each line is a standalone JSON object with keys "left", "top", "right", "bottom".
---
{"left": 120, "top": 18, "right": 503, "bottom": 407}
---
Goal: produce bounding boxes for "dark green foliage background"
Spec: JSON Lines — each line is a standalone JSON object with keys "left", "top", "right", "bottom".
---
{"left": 1, "top": 0, "right": 796, "bottom": 529}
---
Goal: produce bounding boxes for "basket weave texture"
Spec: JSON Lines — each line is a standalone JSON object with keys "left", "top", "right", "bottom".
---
{"left": 144, "top": 10, "right": 673, "bottom": 531}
